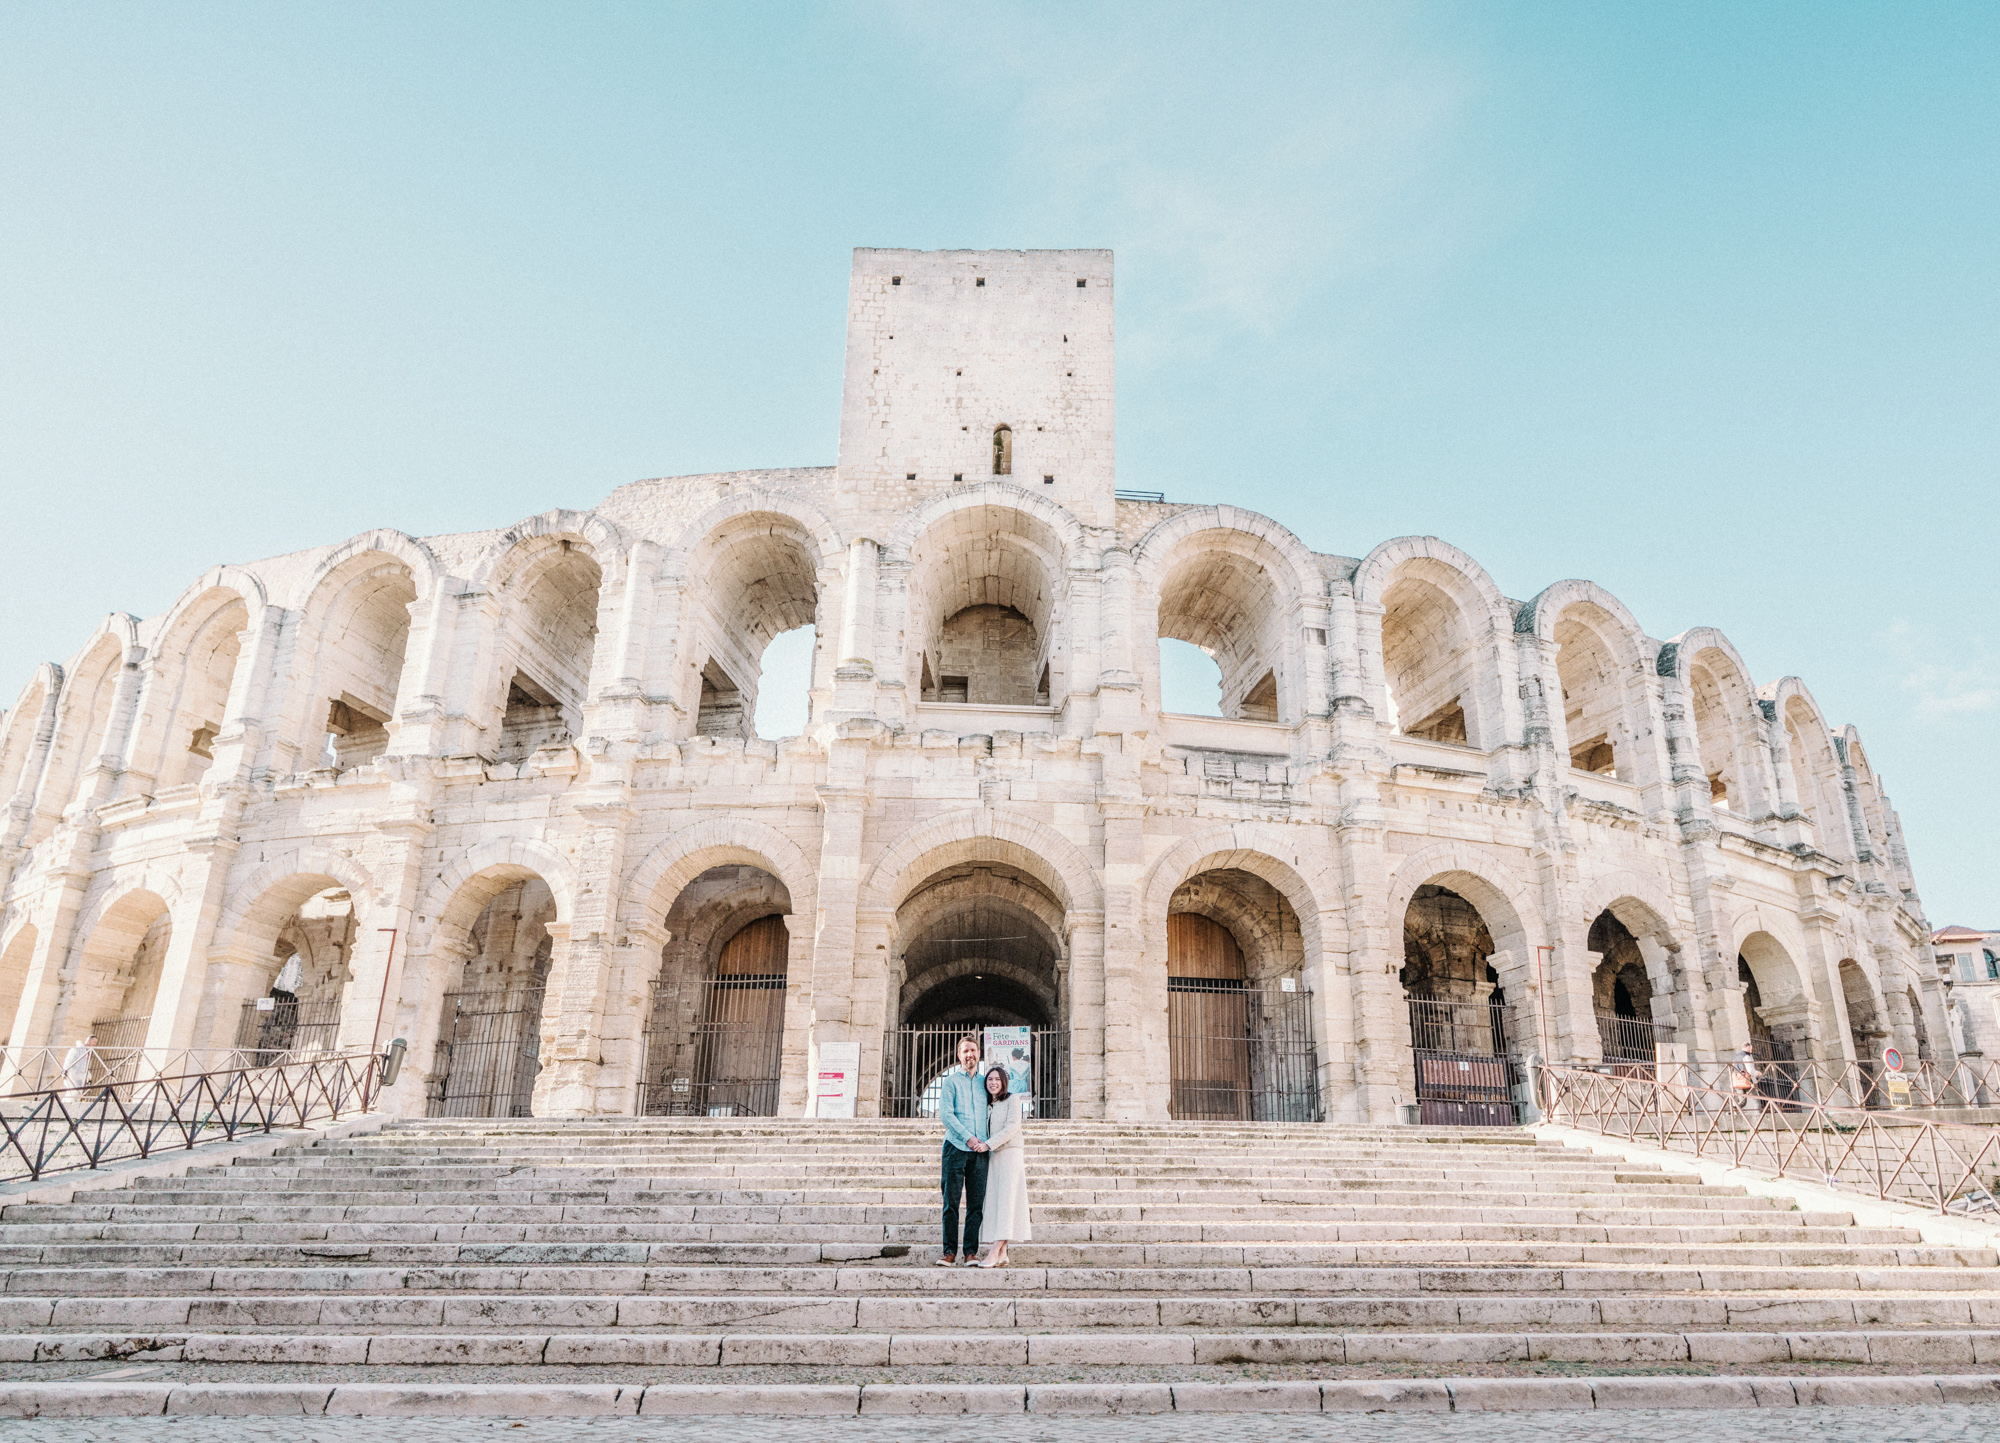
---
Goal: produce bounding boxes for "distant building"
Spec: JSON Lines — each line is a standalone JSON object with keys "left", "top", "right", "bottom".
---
{"left": 1935, "top": 926, "right": 2000, "bottom": 1057}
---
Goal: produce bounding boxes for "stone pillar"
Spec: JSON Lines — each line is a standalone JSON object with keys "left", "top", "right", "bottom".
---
{"left": 533, "top": 803, "right": 636, "bottom": 1116}
{"left": 808, "top": 779, "right": 871, "bottom": 1108}
{"left": 1098, "top": 800, "right": 1148, "bottom": 1120}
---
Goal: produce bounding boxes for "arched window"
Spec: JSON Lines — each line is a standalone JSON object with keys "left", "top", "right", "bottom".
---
{"left": 992, "top": 426, "right": 1013, "bottom": 476}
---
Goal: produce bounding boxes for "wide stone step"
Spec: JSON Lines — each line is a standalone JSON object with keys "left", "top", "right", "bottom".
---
{"left": 6, "top": 1327, "right": 2000, "bottom": 1368}
{"left": 8, "top": 1290, "right": 2000, "bottom": 1332}
{"left": 9, "top": 1262, "right": 1998, "bottom": 1296}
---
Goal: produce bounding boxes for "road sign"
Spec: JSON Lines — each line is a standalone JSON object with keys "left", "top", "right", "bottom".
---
{"left": 1883, "top": 1046, "right": 1904, "bottom": 1073}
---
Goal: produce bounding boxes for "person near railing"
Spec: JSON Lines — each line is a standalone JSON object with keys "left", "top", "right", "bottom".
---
{"left": 1728, "top": 1045, "right": 1763, "bottom": 1119}
{"left": 975, "top": 1064, "right": 1030, "bottom": 1268}
{"left": 60, "top": 1035, "right": 97, "bottom": 1091}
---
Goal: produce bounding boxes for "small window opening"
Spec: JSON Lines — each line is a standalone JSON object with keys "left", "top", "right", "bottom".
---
{"left": 1708, "top": 773, "right": 1729, "bottom": 810}
{"left": 1304, "top": 627, "right": 1327, "bottom": 646}
{"left": 1042, "top": 475, "right": 1054, "bottom": 484}
{"left": 992, "top": 425, "right": 1012, "bottom": 476}
{"left": 753, "top": 626, "right": 816, "bottom": 740}
{"left": 906, "top": 473, "right": 917, "bottom": 480}
{"left": 325, "top": 693, "right": 392, "bottom": 768}
{"left": 976, "top": 277, "right": 985, "bottom": 287}
{"left": 1571, "top": 735, "right": 1616, "bottom": 775}
{"left": 956, "top": 369, "right": 962, "bottom": 375}
{"left": 1077, "top": 279, "right": 1086, "bottom": 287}
{"left": 188, "top": 723, "right": 219, "bottom": 760}
{"left": 953, "top": 473, "right": 963, "bottom": 482}
{"left": 892, "top": 276, "right": 901, "bottom": 285}
{"left": 696, "top": 660, "right": 747, "bottom": 739}
{"left": 1405, "top": 700, "right": 1468, "bottom": 746}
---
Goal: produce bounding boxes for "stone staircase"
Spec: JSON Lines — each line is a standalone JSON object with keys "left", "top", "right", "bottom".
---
{"left": 3, "top": 1117, "right": 2000, "bottom": 1416}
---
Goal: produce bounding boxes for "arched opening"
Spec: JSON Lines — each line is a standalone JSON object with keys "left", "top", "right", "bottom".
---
{"left": 1738, "top": 931, "right": 1812, "bottom": 1098}
{"left": 147, "top": 592, "right": 250, "bottom": 792}
{"left": 1402, "top": 884, "right": 1518, "bottom": 1124}
{"left": 909, "top": 505, "right": 1063, "bottom": 712}
{"left": 34, "top": 637, "right": 124, "bottom": 817}
{"left": 1838, "top": 958, "right": 1887, "bottom": 1105}
{"left": 228, "top": 887, "right": 354, "bottom": 1061}
{"left": 491, "top": 542, "right": 601, "bottom": 764}
{"left": 0, "top": 678, "right": 52, "bottom": 815}
{"left": 884, "top": 860, "right": 1067, "bottom": 1118}
{"left": 1589, "top": 910, "right": 1669, "bottom": 1066}
{"left": 1686, "top": 648, "right": 1755, "bottom": 815}
{"left": 993, "top": 425, "right": 1012, "bottom": 476}
{"left": 1782, "top": 696, "right": 1846, "bottom": 857}
{"left": 1158, "top": 638, "right": 1225, "bottom": 715}
{"left": 639, "top": 865, "right": 792, "bottom": 1117}
{"left": 1553, "top": 604, "right": 1633, "bottom": 779}
{"left": 1381, "top": 563, "right": 1484, "bottom": 745}
{"left": 294, "top": 557, "right": 417, "bottom": 771}
{"left": 1166, "top": 869, "right": 1317, "bottom": 1121}
{"left": 1907, "top": 987, "right": 1933, "bottom": 1061}
{"left": 1155, "top": 537, "right": 1285, "bottom": 723}
{"left": 66, "top": 891, "right": 173, "bottom": 1078}
{"left": 426, "top": 878, "right": 555, "bottom": 1117}
{"left": 685, "top": 514, "right": 822, "bottom": 741}
{"left": 0, "top": 924, "right": 37, "bottom": 1049}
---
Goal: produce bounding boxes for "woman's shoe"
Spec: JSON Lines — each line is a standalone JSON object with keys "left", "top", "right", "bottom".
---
{"left": 978, "top": 1253, "right": 1008, "bottom": 1268}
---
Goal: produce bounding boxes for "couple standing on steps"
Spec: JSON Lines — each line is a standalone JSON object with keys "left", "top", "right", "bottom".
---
{"left": 936, "top": 1033, "right": 1032, "bottom": 1268}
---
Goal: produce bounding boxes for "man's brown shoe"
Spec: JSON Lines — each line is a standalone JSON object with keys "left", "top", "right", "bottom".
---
{"left": 934, "top": 1253, "right": 957, "bottom": 1266}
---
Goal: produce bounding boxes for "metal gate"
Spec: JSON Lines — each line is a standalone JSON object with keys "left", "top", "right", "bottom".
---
{"left": 1407, "top": 995, "right": 1520, "bottom": 1125}
{"left": 233, "top": 995, "right": 342, "bottom": 1063}
{"left": 1168, "top": 979, "right": 1321, "bottom": 1122}
{"left": 426, "top": 986, "right": 546, "bottom": 1118}
{"left": 638, "top": 974, "right": 787, "bottom": 1117}
{"left": 882, "top": 1026, "right": 1070, "bottom": 1119}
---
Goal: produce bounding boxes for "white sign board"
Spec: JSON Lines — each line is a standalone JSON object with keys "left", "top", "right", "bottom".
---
{"left": 984, "top": 1026, "right": 1032, "bottom": 1099}
{"left": 811, "top": 1041, "right": 860, "bottom": 1119}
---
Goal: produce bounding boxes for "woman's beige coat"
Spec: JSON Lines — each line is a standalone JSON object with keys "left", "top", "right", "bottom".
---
{"left": 983, "top": 1094, "right": 1031, "bottom": 1241}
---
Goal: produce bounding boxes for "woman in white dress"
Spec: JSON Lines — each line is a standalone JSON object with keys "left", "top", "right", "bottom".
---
{"left": 977, "top": 1064, "right": 1030, "bottom": 1267}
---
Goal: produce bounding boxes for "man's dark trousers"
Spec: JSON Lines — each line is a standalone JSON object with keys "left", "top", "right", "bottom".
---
{"left": 941, "top": 1143, "right": 989, "bottom": 1256}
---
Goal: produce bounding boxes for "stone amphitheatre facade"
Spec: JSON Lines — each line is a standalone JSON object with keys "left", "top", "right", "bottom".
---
{"left": 0, "top": 248, "right": 1944, "bottom": 1125}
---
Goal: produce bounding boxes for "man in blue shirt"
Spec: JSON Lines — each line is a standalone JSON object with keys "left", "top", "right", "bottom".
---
{"left": 936, "top": 1033, "right": 990, "bottom": 1266}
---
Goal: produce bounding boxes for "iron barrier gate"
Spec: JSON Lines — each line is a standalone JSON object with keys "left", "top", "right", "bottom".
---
{"left": 425, "top": 986, "right": 546, "bottom": 1118}
{"left": 882, "top": 1026, "right": 1070, "bottom": 1119}
{"left": 233, "top": 995, "right": 343, "bottom": 1063}
{"left": 637, "top": 974, "right": 787, "bottom": 1118}
{"left": 1406, "top": 995, "right": 1521, "bottom": 1125}
{"left": 1167, "top": 979, "right": 1321, "bottom": 1122}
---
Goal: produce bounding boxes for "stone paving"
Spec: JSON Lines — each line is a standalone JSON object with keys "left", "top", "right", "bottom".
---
{"left": 0, "top": 1405, "right": 1998, "bottom": 1441}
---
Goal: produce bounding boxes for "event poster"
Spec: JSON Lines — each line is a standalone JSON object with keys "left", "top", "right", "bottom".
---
{"left": 984, "top": 1026, "right": 1032, "bottom": 1101}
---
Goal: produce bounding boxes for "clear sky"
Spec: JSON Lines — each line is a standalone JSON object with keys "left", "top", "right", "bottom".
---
{"left": 2, "top": 3, "right": 1994, "bottom": 924}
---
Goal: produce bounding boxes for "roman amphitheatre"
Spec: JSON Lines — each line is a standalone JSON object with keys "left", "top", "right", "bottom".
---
{"left": 0, "top": 247, "right": 1940, "bottom": 1127}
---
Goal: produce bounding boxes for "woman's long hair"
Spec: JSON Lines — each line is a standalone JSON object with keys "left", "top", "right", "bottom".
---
{"left": 982, "top": 1064, "right": 1010, "bottom": 1102}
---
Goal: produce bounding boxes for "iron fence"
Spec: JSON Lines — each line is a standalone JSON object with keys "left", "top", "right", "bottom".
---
{"left": 1596, "top": 1011, "right": 1675, "bottom": 1068}
{"left": 1406, "top": 995, "right": 1521, "bottom": 1125}
{"left": 233, "top": 995, "right": 343, "bottom": 1063}
{"left": 637, "top": 975, "right": 788, "bottom": 1118}
{"left": 882, "top": 1026, "right": 1071, "bottom": 1120}
{"left": 1, "top": 1045, "right": 266, "bottom": 1092}
{"left": 425, "top": 986, "right": 545, "bottom": 1119}
{"left": 1168, "top": 980, "right": 1321, "bottom": 1123}
{"left": 0, "top": 1050, "right": 381, "bottom": 1184}
{"left": 1541, "top": 1061, "right": 2000, "bottom": 1216}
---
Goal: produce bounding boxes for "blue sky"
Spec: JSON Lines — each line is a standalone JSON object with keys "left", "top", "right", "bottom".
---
{"left": 2, "top": 3, "right": 1994, "bottom": 923}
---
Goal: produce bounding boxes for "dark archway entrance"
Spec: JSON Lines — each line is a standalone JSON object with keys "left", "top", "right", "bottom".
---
{"left": 881, "top": 863, "right": 1069, "bottom": 1118}
{"left": 1402, "top": 884, "right": 1519, "bottom": 1125}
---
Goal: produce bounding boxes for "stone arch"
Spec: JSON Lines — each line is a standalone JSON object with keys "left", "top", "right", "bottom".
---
{"left": 206, "top": 857, "right": 372, "bottom": 1052}
{"left": 1384, "top": 841, "right": 1542, "bottom": 963}
{"left": 623, "top": 818, "right": 820, "bottom": 935}
{"left": 1767, "top": 677, "right": 1850, "bottom": 856}
{"left": 210, "top": 850, "right": 377, "bottom": 964}
{"left": 1133, "top": 509, "right": 1322, "bottom": 724}
{"left": 281, "top": 542, "right": 429, "bottom": 771}
{"left": 1665, "top": 626, "right": 1769, "bottom": 818}
{"left": 1734, "top": 925, "right": 1815, "bottom": 1063}
{"left": 885, "top": 481, "right": 1089, "bottom": 562}
{"left": 859, "top": 810, "right": 1101, "bottom": 917}
{"left": 471, "top": 509, "right": 632, "bottom": 591}
{"left": 1141, "top": 823, "right": 1339, "bottom": 965}
{"left": 417, "top": 864, "right": 561, "bottom": 1119}
{"left": 130, "top": 573, "right": 262, "bottom": 793}
{"left": 1839, "top": 726, "right": 1894, "bottom": 864}
{"left": 669, "top": 499, "right": 837, "bottom": 741}
{"left": 0, "top": 664, "right": 63, "bottom": 814}
{"left": 897, "top": 493, "right": 1078, "bottom": 710}
{"left": 422, "top": 838, "right": 577, "bottom": 948}
{"left": 1351, "top": 537, "right": 1515, "bottom": 750}
{"left": 64, "top": 885, "right": 176, "bottom": 1049}
{"left": 1837, "top": 955, "right": 1888, "bottom": 1069}
{"left": 1526, "top": 579, "right": 1660, "bottom": 783}
{"left": 30, "top": 627, "right": 128, "bottom": 818}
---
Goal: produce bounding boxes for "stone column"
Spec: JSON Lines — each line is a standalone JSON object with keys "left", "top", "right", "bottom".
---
{"left": 1099, "top": 799, "right": 1150, "bottom": 1120}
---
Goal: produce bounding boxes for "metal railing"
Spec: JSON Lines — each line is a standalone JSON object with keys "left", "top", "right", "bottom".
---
{"left": 1595, "top": 1011, "right": 1675, "bottom": 1067}
{"left": 1170, "top": 980, "right": 1321, "bottom": 1122}
{"left": 0, "top": 1049, "right": 382, "bottom": 1185}
{"left": 1541, "top": 1061, "right": 2000, "bottom": 1216}
{"left": 882, "top": 1027, "right": 1071, "bottom": 1120}
{"left": 0, "top": 1045, "right": 329, "bottom": 1093}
